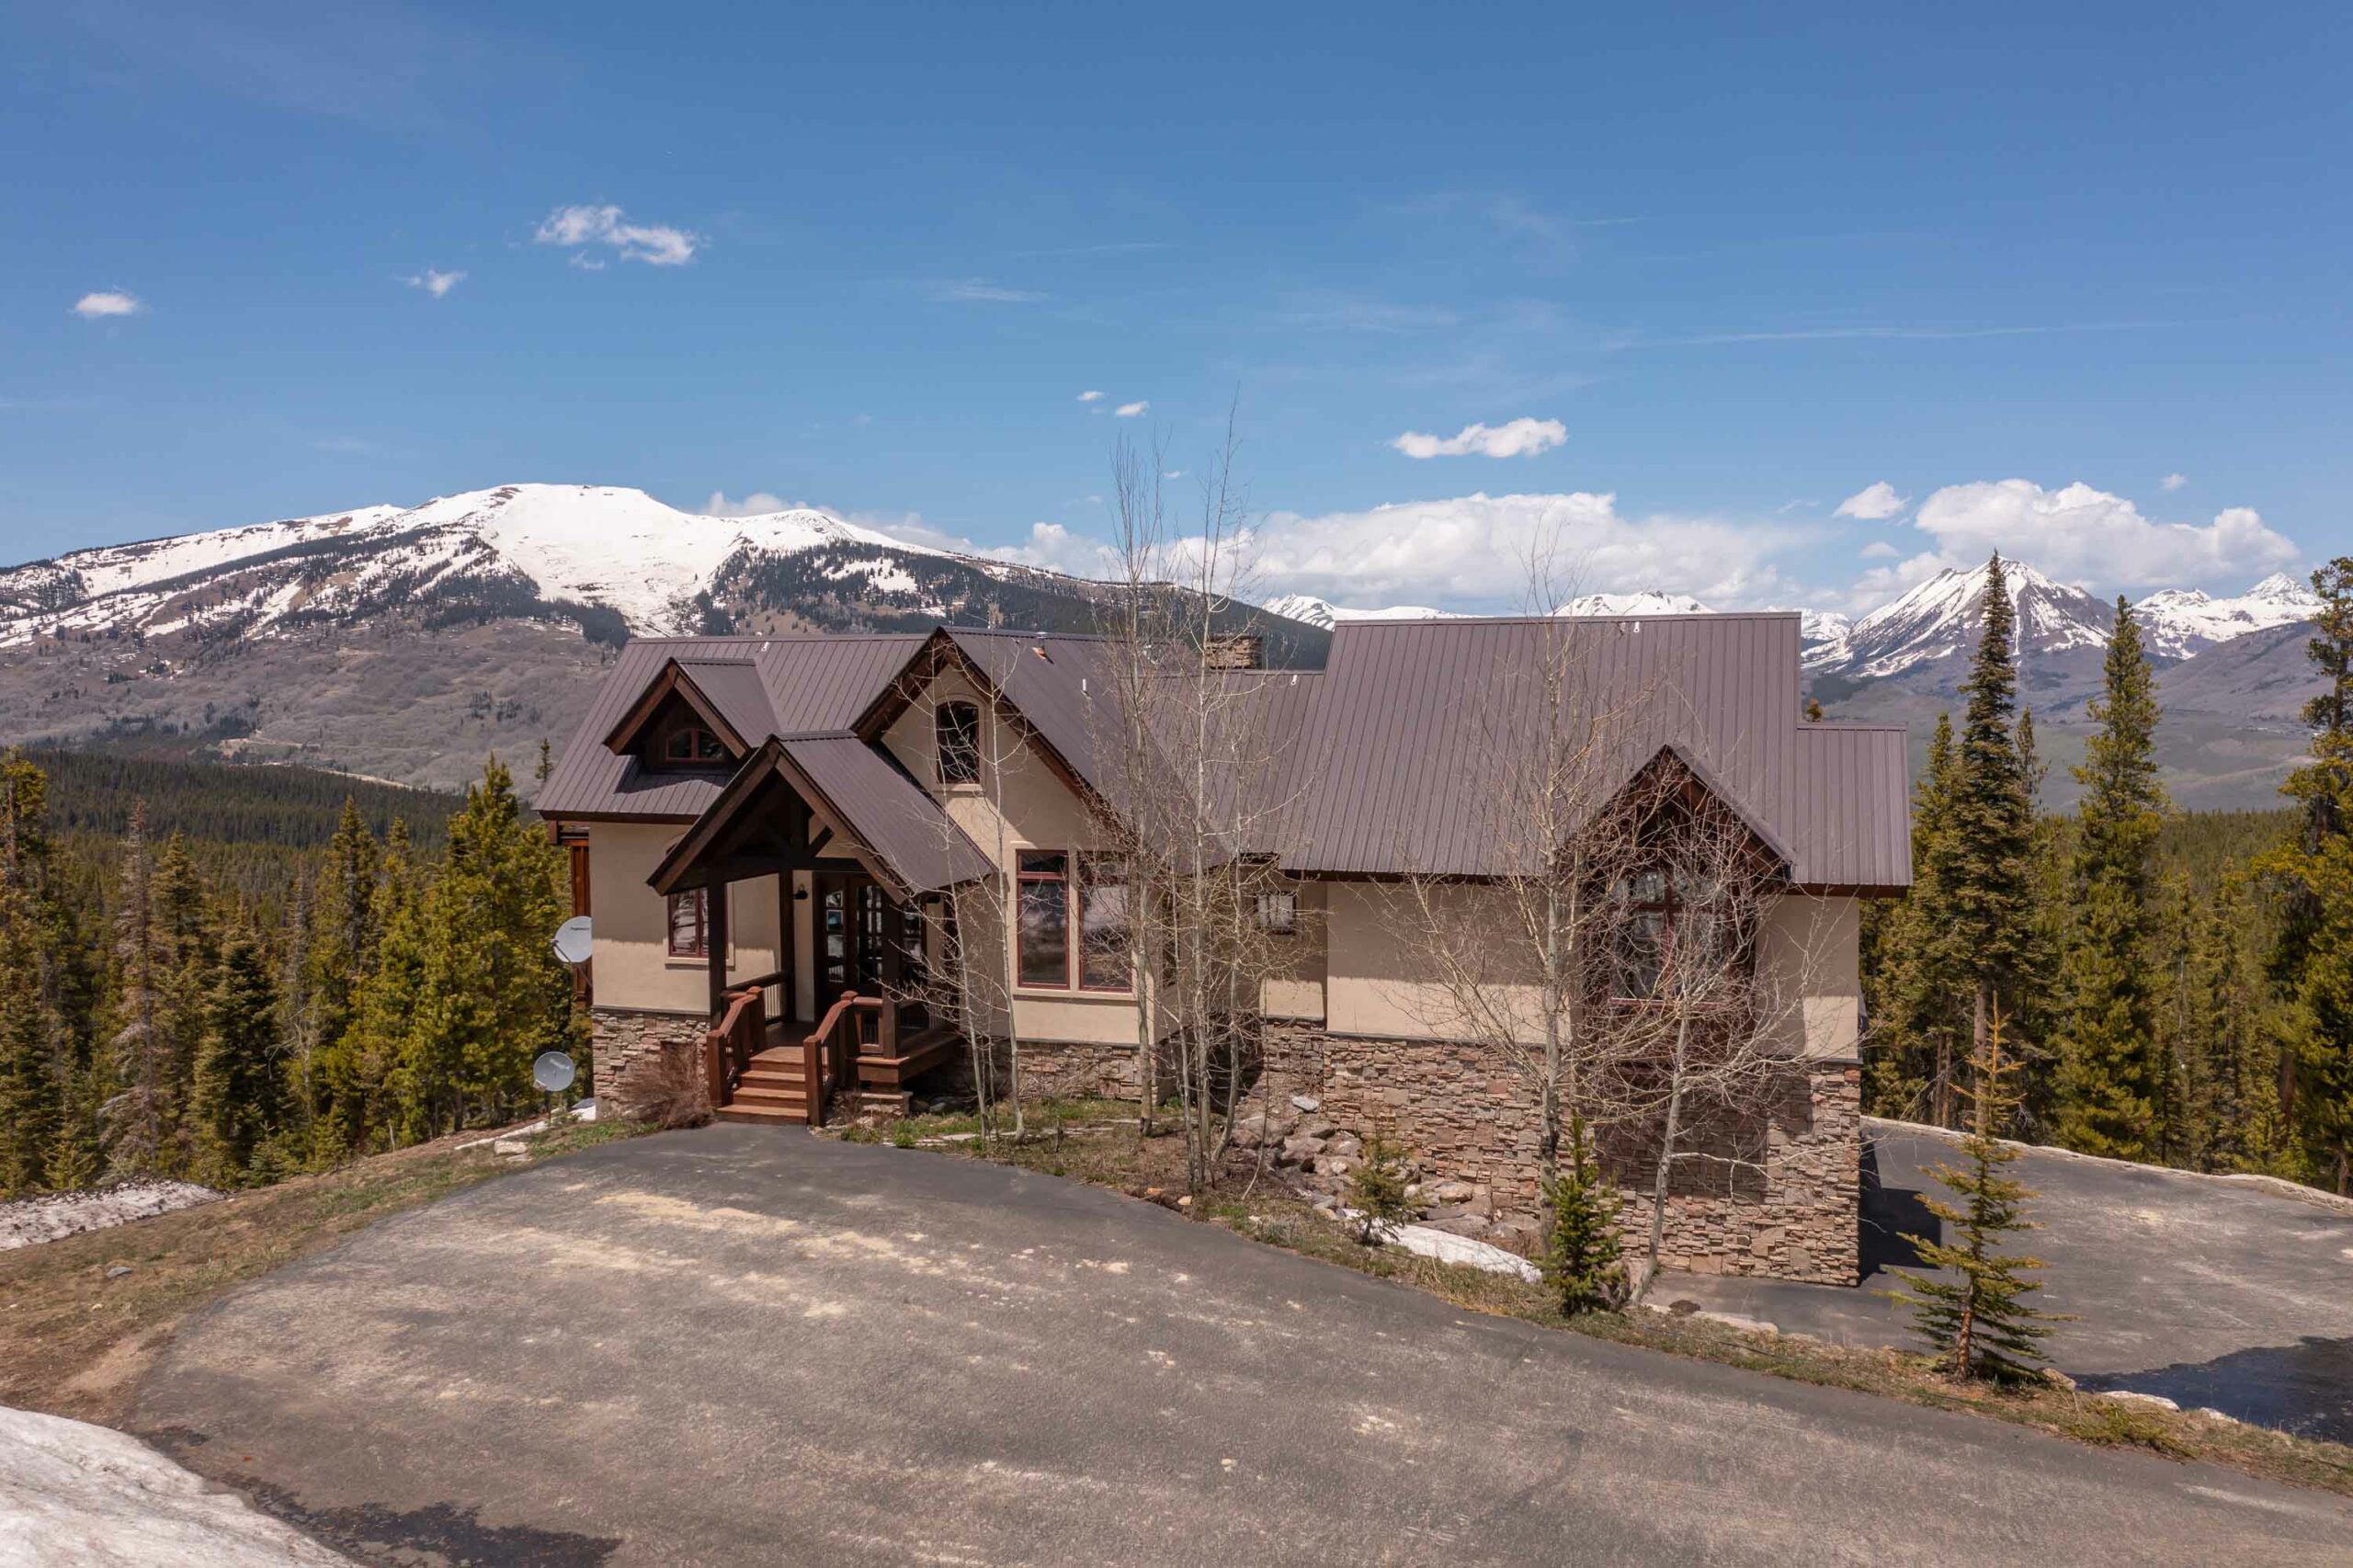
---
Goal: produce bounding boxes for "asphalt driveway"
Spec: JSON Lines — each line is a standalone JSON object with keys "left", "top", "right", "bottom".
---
{"left": 135, "top": 1126, "right": 2353, "bottom": 1567}
{"left": 1660, "top": 1118, "right": 2353, "bottom": 1442}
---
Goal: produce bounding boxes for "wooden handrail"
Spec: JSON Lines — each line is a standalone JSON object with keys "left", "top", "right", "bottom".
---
{"left": 703, "top": 983, "right": 766, "bottom": 1111}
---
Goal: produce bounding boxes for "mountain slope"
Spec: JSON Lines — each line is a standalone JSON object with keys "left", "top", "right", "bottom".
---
{"left": 2135, "top": 573, "right": 2320, "bottom": 660}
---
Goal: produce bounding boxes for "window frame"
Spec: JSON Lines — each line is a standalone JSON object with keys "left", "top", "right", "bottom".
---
{"left": 665, "top": 887, "right": 710, "bottom": 960}
{"left": 1076, "top": 853, "right": 1133, "bottom": 993}
{"left": 1016, "top": 850, "right": 1072, "bottom": 989}
{"left": 936, "top": 700, "right": 983, "bottom": 786}
{"left": 662, "top": 724, "right": 729, "bottom": 765}
{"left": 1256, "top": 890, "right": 1298, "bottom": 937}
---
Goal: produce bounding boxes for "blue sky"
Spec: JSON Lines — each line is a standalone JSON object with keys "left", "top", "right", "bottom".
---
{"left": 5, "top": 2, "right": 2348, "bottom": 612}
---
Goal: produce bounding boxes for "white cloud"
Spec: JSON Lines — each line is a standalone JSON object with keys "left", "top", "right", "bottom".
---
{"left": 72, "top": 290, "right": 142, "bottom": 319}
{"left": 1115, "top": 401, "right": 1149, "bottom": 418}
{"left": 534, "top": 204, "right": 699, "bottom": 267}
{"left": 926, "top": 278, "right": 1045, "bottom": 303}
{"left": 404, "top": 268, "right": 464, "bottom": 298}
{"left": 702, "top": 491, "right": 800, "bottom": 517}
{"left": 1833, "top": 481, "right": 1907, "bottom": 520}
{"left": 1905, "top": 479, "right": 2298, "bottom": 589}
{"left": 1859, "top": 540, "right": 1899, "bottom": 560}
{"left": 1391, "top": 417, "right": 1567, "bottom": 460}
{"left": 2161, "top": 472, "right": 2188, "bottom": 491}
{"left": 1075, "top": 390, "right": 1104, "bottom": 403}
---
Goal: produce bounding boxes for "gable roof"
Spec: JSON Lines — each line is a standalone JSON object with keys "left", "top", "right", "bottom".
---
{"left": 539, "top": 634, "right": 926, "bottom": 821}
{"left": 600, "top": 657, "right": 779, "bottom": 756}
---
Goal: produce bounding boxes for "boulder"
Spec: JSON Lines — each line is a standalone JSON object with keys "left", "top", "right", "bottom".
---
{"left": 1425, "top": 1180, "right": 1478, "bottom": 1207}
{"left": 1324, "top": 1133, "right": 1363, "bottom": 1161}
{"left": 1290, "top": 1095, "right": 1322, "bottom": 1113}
{"left": 2093, "top": 1390, "right": 2178, "bottom": 1413}
{"left": 1313, "top": 1153, "right": 1361, "bottom": 1179}
{"left": 1293, "top": 1117, "right": 1336, "bottom": 1142}
{"left": 1279, "top": 1135, "right": 1327, "bottom": 1165}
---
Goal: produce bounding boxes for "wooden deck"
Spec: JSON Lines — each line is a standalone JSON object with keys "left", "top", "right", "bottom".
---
{"left": 708, "top": 995, "right": 961, "bottom": 1127}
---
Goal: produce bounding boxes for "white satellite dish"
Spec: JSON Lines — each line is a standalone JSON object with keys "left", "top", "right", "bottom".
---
{"left": 533, "top": 1051, "right": 576, "bottom": 1094}
{"left": 551, "top": 915, "right": 593, "bottom": 967}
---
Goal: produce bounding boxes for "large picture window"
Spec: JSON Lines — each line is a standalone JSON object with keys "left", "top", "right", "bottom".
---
{"left": 1608, "top": 867, "right": 1739, "bottom": 1002}
{"left": 666, "top": 888, "right": 709, "bottom": 959}
{"left": 1078, "top": 854, "right": 1132, "bottom": 991}
{"left": 937, "top": 701, "right": 982, "bottom": 785}
{"left": 1017, "top": 851, "right": 1070, "bottom": 986}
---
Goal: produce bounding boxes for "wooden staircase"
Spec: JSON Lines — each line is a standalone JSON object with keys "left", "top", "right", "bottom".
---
{"left": 715, "top": 1047, "right": 816, "bottom": 1125}
{"left": 706, "top": 986, "right": 962, "bottom": 1127}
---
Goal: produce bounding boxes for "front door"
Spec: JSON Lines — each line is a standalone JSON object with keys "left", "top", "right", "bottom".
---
{"left": 814, "top": 873, "right": 889, "bottom": 1009}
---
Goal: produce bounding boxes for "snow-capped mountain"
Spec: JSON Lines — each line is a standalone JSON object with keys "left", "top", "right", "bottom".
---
{"left": 1258, "top": 594, "right": 1454, "bottom": 631}
{"left": 1556, "top": 590, "right": 1709, "bottom": 618}
{"left": 1836, "top": 555, "right": 2114, "bottom": 683}
{"left": 2134, "top": 572, "right": 2320, "bottom": 660}
{"left": 0, "top": 483, "right": 943, "bottom": 647}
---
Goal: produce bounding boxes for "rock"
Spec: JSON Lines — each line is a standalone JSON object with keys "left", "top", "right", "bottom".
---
{"left": 1426, "top": 1180, "right": 1477, "bottom": 1206}
{"left": 1313, "top": 1153, "right": 1361, "bottom": 1179}
{"left": 1324, "top": 1133, "right": 1363, "bottom": 1161}
{"left": 1293, "top": 1117, "right": 1336, "bottom": 1142}
{"left": 2093, "top": 1390, "right": 2178, "bottom": 1412}
{"left": 2193, "top": 1407, "right": 2243, "bottom": 1425}
{"left": 1665, "top": 1299, "right": 1701, "bottom": 1317}
{"left": 1279, "top": 1136, "right": 1327, "bottom": 1165}
{"left": 1418, "top": 1214, "right": 1488, "bottom": 1238}
{"left": 492, "top": 1138, "right": 529, "bottom": 1156}
{"left": 2040, "top": 1367, "right": 2077, "bottom": 1392}
{"left": 104, "top": 1265, "right": 132, "bottom": 1279}
{"left": 1693, "top": 1311, "right": 1779, "bottom": 1336}
{"left": 1290, "top": 1095, "right": 1322, "bottom": 1113}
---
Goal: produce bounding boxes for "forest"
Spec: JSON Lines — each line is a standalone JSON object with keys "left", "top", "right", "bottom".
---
{"left": 1862, "top": 556, "right": 2353, "bottom": 1195}
{"left": 0, "top": 748, "right": 579, "bottom": 1195}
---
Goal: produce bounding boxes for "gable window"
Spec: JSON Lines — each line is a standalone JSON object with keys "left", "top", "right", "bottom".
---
{"left": 666, "top": 889, "right": 709, "bottom": 959}
{"left": 1017, "top": 851, "right": 1070, "bottom": 986}
{"left": 1607, "top": 867, "right": 1741, "bottom": 1002}
{"left": 663, "top": 724, "right": 728, "bottom": 764}
{"left": 1078, "top": 855, "right": 1132, "bottom": 991}
{"left": 937, "top": 701, "right": 983, "bottom": 785}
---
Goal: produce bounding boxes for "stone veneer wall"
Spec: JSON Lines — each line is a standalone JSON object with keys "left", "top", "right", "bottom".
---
{"left": 589, "top": 1008, "right": 707, "bottom": 1103}
{"left": 1262, "top": 1021, "right": 1861, "bottom": 1286}
{"left": 1015, "top": 1040, "right": 1151, "bottom": 1101}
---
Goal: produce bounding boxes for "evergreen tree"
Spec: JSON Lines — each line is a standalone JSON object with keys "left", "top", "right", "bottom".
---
{"left": 1887, "top": 1006, "right": 2066, "bottom": 1381}
{"left": 148, "top": 832, "right": 213, "bottom": 1172}
{"left": 99, "top": 804, "right": 169, "bottom": 1176}
{"left": 2183, "top": 874, "right": 2287, "bottom": 1173}
{"left": 1865, "top": 713, "right": 1970, "bottom": 1119}
{"left": 2052, "top": 597, "right": 2167, "bottom": 1158}
{"left": 319, "top": 818, "right": 418, "bottom": 1155}
{"left": 1345, "top": 1137, "right": 1415, "bottom": 1245}
{"left": 0, "top": 887, "right": 61, "bottom": 1196}
{"left": 2259, "top": 559, "right": 2353, "bottom": 1192}
{"left": 192, "top": 925, "right": 287, "bottom": 1185}
{"left": 1941, "top": 556, "right": 2037, "bottom": 1126}
{"left": 1541, "top": 1115, "right": 1627, "bottom": 1314}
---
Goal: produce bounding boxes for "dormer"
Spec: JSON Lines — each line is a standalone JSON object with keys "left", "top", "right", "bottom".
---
{"left": 603, "top": 658, "right": 774, "bottom": 770}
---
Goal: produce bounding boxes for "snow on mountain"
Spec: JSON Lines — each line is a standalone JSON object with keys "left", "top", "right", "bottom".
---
{"left": 1259, "top": 593, "right": 1454, "bottom": 630}
{"left": 1840, "top": 555, "right": 2112, "bottom": 681}
{"left": 0, "top": 483, "right": 942, "bottom": 648}
{"left": 1798, "top": 610, "right": 1854, "bottom": 671}
{"left": 2134, "top": 572, "right": 2321, "bottom": 660}
{"left": 1556, "top": 590, "right": 1709, "bottom": 618}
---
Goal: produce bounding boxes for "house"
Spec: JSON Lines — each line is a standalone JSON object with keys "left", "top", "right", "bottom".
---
{"left": 538, "top": 615, "right": 1909, "bottom": 1285}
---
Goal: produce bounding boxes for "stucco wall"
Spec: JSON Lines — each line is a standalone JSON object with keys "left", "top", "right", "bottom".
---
{"left": 585, "top": 821, "right": 783, "bottom": 1018}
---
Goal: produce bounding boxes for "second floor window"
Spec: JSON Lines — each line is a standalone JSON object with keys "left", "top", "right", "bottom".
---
{"left": 1017, "top": 850, "right": 1069, "bottom": 986}
{"left": 937, "top": 700, "right": 982, "bottom": 785}
{"left": 663, "top": 725, "right": 727, "bottom": 764}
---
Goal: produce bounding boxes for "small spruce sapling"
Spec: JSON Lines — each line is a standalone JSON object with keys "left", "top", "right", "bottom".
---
{"left": 1541, "top": 1114, "right": 1627, "bottom": 1314}
{"left": 1885, "top": 1004, "right": 2069, "bottom": 1381}
{"left": 1346, "top": 1137, "right": 1416, "bottom": 1245}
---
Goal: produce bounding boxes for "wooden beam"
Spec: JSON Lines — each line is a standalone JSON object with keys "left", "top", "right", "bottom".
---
{"left": 705, "top": 881, "right": 731, "bottom": 1017}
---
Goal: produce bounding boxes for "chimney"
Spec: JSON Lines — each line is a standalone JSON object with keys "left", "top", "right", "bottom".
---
{"left": 1201, "top": 633, "right": 1263, "bottom": 671}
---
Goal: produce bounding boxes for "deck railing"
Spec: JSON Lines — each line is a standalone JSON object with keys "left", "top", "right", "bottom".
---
{"left": 799, "top": 994, "right": 902, "bottom": 1125}
{"left": 702, "top": 970, "right": 786, "bottom": 1111}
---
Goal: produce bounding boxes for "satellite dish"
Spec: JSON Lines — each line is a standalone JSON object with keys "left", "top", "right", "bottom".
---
{"left": 551, "top": 915, "right": 593, "bottom": 967}
{"left": 533, "top": 1051, "right": 576, "bottom": 1094}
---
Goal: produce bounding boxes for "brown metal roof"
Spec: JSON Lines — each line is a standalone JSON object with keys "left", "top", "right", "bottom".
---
{"left": 539, "top": 634, "right": 926, "bottom": 820}
{"left": 1787, "top": 723, "right": 1913, "bottom": 891}
{"left": 779, "top": 735, "right": 994, "bottom": 895}
{"left": 1277, "top": 613, "right": 1903, "bottom": 887}
{"left": 674, "top": 660, "right": 778, "bottom": 747}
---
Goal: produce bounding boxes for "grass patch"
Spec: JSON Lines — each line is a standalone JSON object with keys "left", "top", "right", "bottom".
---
{"left": 923, "top": 1097, "right": 2353, "bottom": 1501}
{"left": 0, "top": 1116, "right": 640, "bottom": 1427}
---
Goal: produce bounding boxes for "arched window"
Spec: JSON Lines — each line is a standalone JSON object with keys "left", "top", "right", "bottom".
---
{"left": 936, "top": 701, "right": 982, "bottom": 785}
{"left": 663, "top": 724, "right": 727, "bottom": 764}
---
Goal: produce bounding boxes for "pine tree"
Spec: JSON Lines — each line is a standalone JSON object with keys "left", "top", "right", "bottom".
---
{"left": 2259, "top": 559, "right": 2353, "bottom": 1192}
{"left": 1887, "top": 1006, "right": 2066, "bottom": 1381}
{"left": 2052, "top": 597, "right": 2167, "bottom": 1158}
{"left": 2183, "top": 874, "right": 2287, "bottom": 1173}
{"left": 0, "top": 886, "right": 61, "bottom": 1196}
{"left": 1941, "top": 556, "right": 2037, "bottom": 1127}
{"left": 192, "top": 925, "right": 286, "bottom": 1185}
{"left": 321, "top": 818, "right": 418, "bottom": 1155}
{"left": 1865, "top": 712, "right": 1970, "bottom": 1119}
{"left": 1346, "top": 1138, "right": 1415, "bottom": 1245}
{"left": 148, "top": 832, "right": 213, "bottom": 1173}
{"left": 100, "top": 804, "right": 169, "bottom": 1176}
{"left": 1541, "top": 1114, "right": 1627, "bottom": 1314}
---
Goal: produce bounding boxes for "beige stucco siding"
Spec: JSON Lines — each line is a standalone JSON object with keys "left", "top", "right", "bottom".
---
{"left": 1261, "top": 880, "right": 1328, "bottom": 1021}
{"left": 586, "top": 822, "right": 783, "bottom": 1017}
{"left": 1760, "top": 892, "right": 1862, "bottom": 1060}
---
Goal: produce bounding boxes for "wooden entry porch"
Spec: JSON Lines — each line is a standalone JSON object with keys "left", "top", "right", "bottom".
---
{"left": 702, "top": 980, "right": 962, "bottom": 1126}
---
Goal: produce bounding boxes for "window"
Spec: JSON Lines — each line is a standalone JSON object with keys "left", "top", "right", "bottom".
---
{"left": 1078, "top": 855, "right": 1132, "bottom": 990}
{"left": 1256, "top": 890, "right": 1298, "bottom": 936}
{"left": 1017, "top": 851, "right": 1069, "bottom": 986}
{"left": 1608, "top": 867, "right": 1741, "bottom": 1002}
{"left": 937, "top": 701, "right": 982, "bottom": 785}
{"left": 666, "top": 889, "right": 709, "bottom": 959}
{"left": 663, "top": 724, "right": 727, "bottom": 764}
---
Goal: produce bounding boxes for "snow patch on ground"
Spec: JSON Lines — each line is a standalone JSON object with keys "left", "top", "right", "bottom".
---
{"left": 0, "top": 1182, "right": 220, "bottom": 1252}
{"left": 0, "top": 1404, "right": 352, "bottom": 1565}
{"left": 1319, "top": 1206, "right": 1542, "bottom": 1281}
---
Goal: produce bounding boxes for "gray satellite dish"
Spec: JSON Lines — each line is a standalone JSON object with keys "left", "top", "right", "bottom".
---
{"left": 533, "top": 1051, "right": 576, "bottom": 1094}
{"left": 551, "top": 915, "right": 593, "bottom": 967}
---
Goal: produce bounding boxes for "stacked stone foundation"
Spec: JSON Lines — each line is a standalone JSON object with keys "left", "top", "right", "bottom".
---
{"left": 588, "top": 1008, "right": 707, "bottom": 1104}
{"left": 1261, "top": 1021, "right": 1860, "bottom": 1285}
